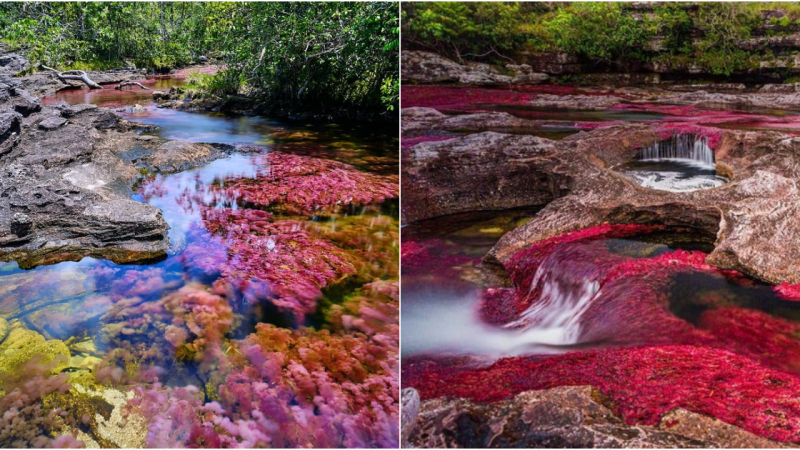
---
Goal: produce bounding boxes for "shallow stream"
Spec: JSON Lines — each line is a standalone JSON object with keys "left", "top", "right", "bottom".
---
{"left": 1, "top": 76, "right": 399, "bottom": 447}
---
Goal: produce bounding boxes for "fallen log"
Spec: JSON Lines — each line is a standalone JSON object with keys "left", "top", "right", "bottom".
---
{"left": 40, "top": 65, "right": 103, "bottom": 89}
{"left": 115, "top": 81, "right": 150, "bottom": 90}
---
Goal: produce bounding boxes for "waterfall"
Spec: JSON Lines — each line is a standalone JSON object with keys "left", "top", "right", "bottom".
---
{"left": 640, "top": 134, "right": 714, "bottom": 165}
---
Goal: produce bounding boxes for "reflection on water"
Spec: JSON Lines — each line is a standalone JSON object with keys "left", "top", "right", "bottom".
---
{"left": 42, "top": 77, "right": 186, "bottom": 108}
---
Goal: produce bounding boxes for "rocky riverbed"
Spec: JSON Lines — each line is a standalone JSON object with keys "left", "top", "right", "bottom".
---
{"left": 401, "top": 51, "right": 800, "bottom": 448}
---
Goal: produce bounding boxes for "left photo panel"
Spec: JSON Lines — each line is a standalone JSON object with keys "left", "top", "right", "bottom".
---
{"left": 0, "top": 2, "right": 399, "bottom": 448}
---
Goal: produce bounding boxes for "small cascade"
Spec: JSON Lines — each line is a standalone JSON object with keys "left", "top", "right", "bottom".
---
{"left": 503, "top": 242, "right": 612, "bottom": 346}
{"left": 640, "top": 134, "right": 714, "bottom": 165}
{"left": 616, "top": 134, "right": 728, "bottom": 192}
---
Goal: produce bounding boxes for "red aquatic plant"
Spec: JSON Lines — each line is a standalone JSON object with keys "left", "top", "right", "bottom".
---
{"left": 213, "top": 152, "right": 397, "bottom": 216}
{"left": 403, "top": 344, "right": 800, "bottom": 444}
{"left": 401, "top": 86, "right": 535, "bottom": 111}
{"left": 188, "top": 207, "right": 359, "bottom": 322}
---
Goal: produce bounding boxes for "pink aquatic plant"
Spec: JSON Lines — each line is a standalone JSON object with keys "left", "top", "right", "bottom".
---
{"left": 0, "top": 356, "right": 74, "bottom": 448}
{"left": 214, "top": 152, "right": 397, "bottom": 216}
{"left": 403, "top": 344, "right": 800, "bottom": 444}
{"left": 190, "top": 207, "right": 359, "bottom": 322}
{"left": 128, "top": 281, "right": 399, "bottom": 448}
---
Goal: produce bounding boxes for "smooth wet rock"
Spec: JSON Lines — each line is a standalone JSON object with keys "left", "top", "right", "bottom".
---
{"left": 0, "top": 327, "right": 70, "bottom": 374}
{"left": 406, "top": 386, "right": 781, "bottom": 448}
{"left": 152, "top": 90, "right": 169, "bottom": 100}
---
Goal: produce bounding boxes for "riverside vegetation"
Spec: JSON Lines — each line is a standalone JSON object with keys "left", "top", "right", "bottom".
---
{"left": 1, "top": 2, "right": 399, "bottom": 119}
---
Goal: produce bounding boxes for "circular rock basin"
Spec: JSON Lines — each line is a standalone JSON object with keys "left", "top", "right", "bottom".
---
{"left": 617, "top": 158, "right": 729, "bottom": 192}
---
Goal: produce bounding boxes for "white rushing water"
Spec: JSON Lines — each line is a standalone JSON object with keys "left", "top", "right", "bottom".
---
{"left": 402, "top": 263, "right": 601, "bottom": 358}
{"left": 640, "top": 134, "right": 714, "bottom": 164}
{"left": 620, "top": 134, "right": 728, "bottom": 192}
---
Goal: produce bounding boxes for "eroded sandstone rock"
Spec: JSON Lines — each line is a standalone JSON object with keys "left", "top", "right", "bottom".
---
{"left": 406, "top": 386, "right": 784, "bottom": 448}
{"left": 402, "top": 51, "right": 548, "bottom": 86}
{"left": 402, "top": 121, "right": 800, "bottom": 285}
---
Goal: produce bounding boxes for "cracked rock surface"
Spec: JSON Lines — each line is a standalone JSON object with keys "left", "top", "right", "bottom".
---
{"left": 0, "top": 84, "right": 231, "bottom": 268}
{"left": 403, "top": 112, "right": 800, "bottom": 285}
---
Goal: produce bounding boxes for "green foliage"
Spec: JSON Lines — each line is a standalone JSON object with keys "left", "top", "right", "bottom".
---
{"left": 693, "top": 3, "right": 760, "bottom": 76}
{"left": 0, "top": 2, "right": 219, "bottom": 70}
{"left": 0, "top": 2, "right": 399, "bottom": 116}
{"left": 543, "top": 3, "right": 651, "bottom": 68}
{"left": 402, "top": 2, "right": 527, "bottom": 62}
{"left": 402, "top": 2, "right": 800, "bottom": 78}
{"left": 653, "top": 4, "right": 694, "bottom": 55}
{"left": 197, "top": 2, "right": 399, "bottom": 114}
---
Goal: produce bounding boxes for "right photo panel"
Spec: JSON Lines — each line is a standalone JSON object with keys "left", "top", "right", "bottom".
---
{"left": 401, "top": 2, "right": 800, "bottom": 448}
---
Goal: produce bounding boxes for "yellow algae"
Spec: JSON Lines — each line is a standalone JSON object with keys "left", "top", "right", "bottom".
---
{"left": 0, "top": 327, "right": 70, "bottom": 374}
{"left": 479, "top": 227, "right": 504, "bottom": 234}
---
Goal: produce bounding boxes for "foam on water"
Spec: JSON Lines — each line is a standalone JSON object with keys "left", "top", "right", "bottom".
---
{"left": 619, "top": 135, "right": 728, "bottom": 192}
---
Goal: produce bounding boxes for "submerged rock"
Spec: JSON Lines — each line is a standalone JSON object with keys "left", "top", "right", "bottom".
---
{"left": 0, "top": 327, "right": 69, "bottom": 374}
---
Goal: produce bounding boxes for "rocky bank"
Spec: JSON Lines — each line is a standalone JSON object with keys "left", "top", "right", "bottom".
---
{"left": 0, "top": 78, "right": 235, "bottom": 269}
